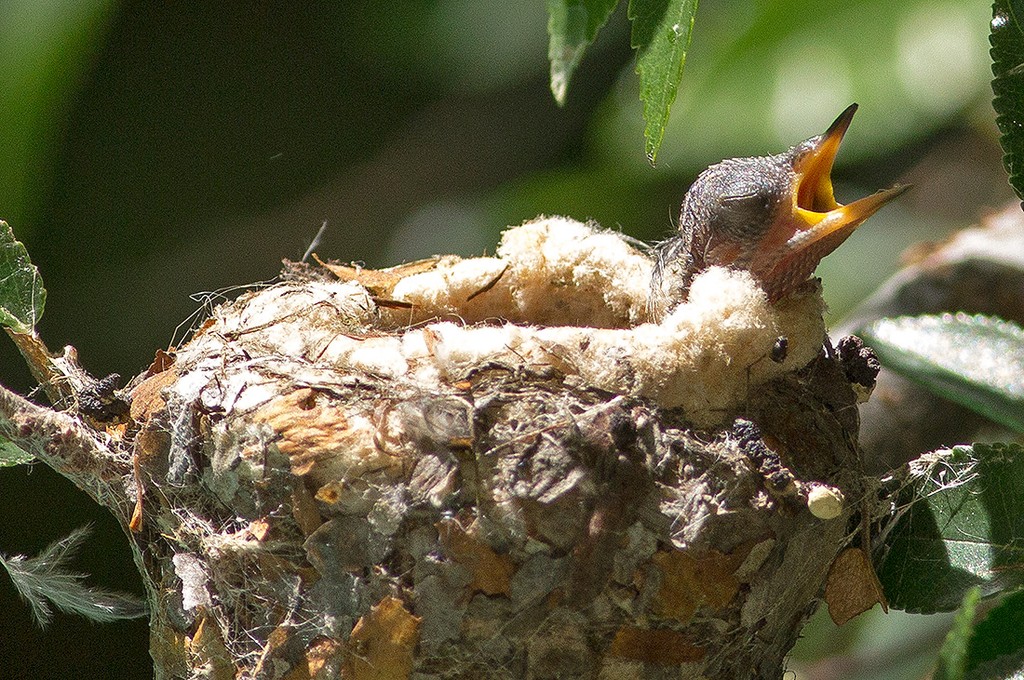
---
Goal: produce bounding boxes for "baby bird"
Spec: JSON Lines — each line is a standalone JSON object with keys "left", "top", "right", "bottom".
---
{"left": 649, "top": 104, "right": 908, "bottom": 319}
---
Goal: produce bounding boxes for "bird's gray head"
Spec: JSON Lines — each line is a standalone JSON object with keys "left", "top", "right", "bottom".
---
{"left": 654, "top": 104, "right": 908, "bottom": 308}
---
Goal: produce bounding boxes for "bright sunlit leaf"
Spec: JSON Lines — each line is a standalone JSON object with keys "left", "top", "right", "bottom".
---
{"left": 991, "top": 0, "right": 1024, "bottom": 206}
{"left": 0, "top": 438, "right": 33, "bottom": 467}
{"left": 546, "top": 0, "right": 619, "bottom": 105}
{"left": 878, "top": 444, "right": 1024, "bottom": 614}
{"left": 861, "top": 314, "right": 1024, "bottom": 433}
{"left": 628, "top": 0, "right": 699, "bottom": 162}
{"left": 0, "top": 220, "right": 46, "bottom": 334}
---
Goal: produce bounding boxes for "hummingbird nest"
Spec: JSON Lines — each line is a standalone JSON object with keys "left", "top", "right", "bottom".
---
{"left": 116, "top": 216, "right": 872, "bottom": 679}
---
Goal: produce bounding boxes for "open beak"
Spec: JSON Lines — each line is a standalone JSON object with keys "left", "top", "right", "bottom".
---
{"left": 754, "top": 103, "right": 909, "bottom": 299}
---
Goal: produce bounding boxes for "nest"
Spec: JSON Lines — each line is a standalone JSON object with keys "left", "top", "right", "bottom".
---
{"left": 113, "top": 217, "right": 875, "bottom": 679}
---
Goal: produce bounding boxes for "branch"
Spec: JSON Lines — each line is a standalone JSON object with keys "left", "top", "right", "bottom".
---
{"left": 0, "top": 382, "right": 134, "bottom": 521}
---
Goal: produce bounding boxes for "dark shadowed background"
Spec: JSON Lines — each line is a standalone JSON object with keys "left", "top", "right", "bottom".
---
{"left": 0, "top": 1, "right": 1009, "bottom": 678}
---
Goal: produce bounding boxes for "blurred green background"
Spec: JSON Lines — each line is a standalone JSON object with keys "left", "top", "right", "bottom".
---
{"left": 0, "top": 1, "right": 1010, "bottom": 678}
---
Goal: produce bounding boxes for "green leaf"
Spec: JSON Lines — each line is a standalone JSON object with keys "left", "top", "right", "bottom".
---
{"left": 878, "top": 443, "right": 1024, "bottom": 614}
{"left": 0, "top": 220, "right": 46, "bottom": 333}
{"left": 991, "top": 0, "right": 1024, "bottom": 205}
{"left": 933, "top": 589, "right": 1024, "bottom": 680}
{"left": 0, "top": 438, "right": 33, "bottom": 467}
{"left": 628, "top": 0, "right": 699, "bottom": 162}
{"left": 935, "top": 587, "right": 981, "bottom": 680}
{"left": 964, "top": 589, "right": 1024, "bottom": 675}
{"left": 546, "top": 0, "right": 619, "bottom": 105}
{"left": 598, "top": 1, "right": 992, "bottom": 178}
{"left": 860, "top": 314, "right": 1024, "bottom": 433}
{"left": 965, "top": 650, "right": 1024, "bottom": 680}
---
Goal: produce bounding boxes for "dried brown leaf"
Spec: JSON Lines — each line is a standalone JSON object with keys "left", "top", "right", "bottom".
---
{"left": 252, "top": 388, "right": 349, "bottom": 476}
{"left": 248, "top": 518, "right": 271, "bottom": 542}
{"left": 314, "top": 254, "right": 443, "bottom": 297}
{"left": 255, "top": 625, "right": 300, "bottom": 678}
{"left": 280, "top": 635, "right": 344, "bottom": 680}
{"left": 649, "top": 548, "right": 743, "bottom": 623}
{"left": 345, "top": 597, "right": 420, "bottom": 680}
{"left": 189, "top": 612, "right": 236, "bottom": 680}
{"left": 143, "top": 348, "right": 175, "bottom": 377}
{"left": 291, "top": 482, "right": 323, "bottom": 536}
{"left": 305, "top": 637, "right": 344, "bottom": 679}
{"left": 825, "top": 547, "right": 888, "bottom": 625}
{"left": 129, "top": 367, "right": 177, "bottom": 423}
{"left": 607, "top": 627, "right": 705, "bottom": 665}
{"left": 437, "top": 518, "right": 514, "bottom": 596}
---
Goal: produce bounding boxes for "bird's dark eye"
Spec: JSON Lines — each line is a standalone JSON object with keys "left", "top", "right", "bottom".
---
{"left": 721, "top": 190, "right": 770, "bottom": 213}
{"left": 713, "top": 189, "right": 773, "bottom": 238}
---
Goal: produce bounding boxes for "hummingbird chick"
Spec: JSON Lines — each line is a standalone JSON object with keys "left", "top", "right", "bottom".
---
{"left": 649, "top": 104, "right": 908, "bottom": 319}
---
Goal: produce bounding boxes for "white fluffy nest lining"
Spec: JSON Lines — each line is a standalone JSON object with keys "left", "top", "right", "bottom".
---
{"left": 178, "top": 217, "right": 826, "bottom": 427}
